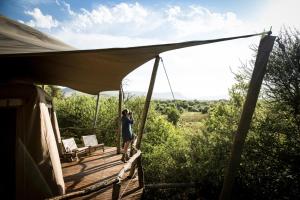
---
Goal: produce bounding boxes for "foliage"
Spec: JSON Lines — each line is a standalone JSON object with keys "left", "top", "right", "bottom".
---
{"left": 142, "top": 115, "right": 191, "bottom": 183}
{"left": 236, "top": 101, "right": 300, "bottom": 199}
{"left": 180, "top": 112, "right": 208, "bottom": 123}
{"left": 154, "top": 99, "right": 215, "bottom": 114}
{"left": 264, "top": 28, "right": 300, "bottom": 118}
{"left": 166, "top": 108, "right": 180, "bottom": 125}
{"left": 55, "top": 95, "right": 118, "bottom": 145}
{"left": 55, "top": 95, "right": 95, "bottom": 129}
{"left": 44, "top": 85, "right": 63, "bottom": 99}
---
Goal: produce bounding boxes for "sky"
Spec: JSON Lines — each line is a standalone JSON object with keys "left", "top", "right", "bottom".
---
{"left": 1, "top": 0, "right": 299, "bottom": 100}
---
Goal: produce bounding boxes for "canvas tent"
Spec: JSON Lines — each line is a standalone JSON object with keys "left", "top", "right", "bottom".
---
{"left": 0, "top": 15, "right": 275, "bottom": 199}
{"left": 0, "top": 83, "right": 65, "bottom": 199}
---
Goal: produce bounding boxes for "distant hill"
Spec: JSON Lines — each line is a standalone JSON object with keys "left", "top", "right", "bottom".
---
{"left": 62, "top": 87, "right": 91, "bottom": 96}
{"left": 62, "top": 88, "right": 227, "bottom": 100}
{"left": 122, "top": 91, "right": 187, "bottom": 100}
{"left": 62, "top": 88, "right": 187, "bottom": 100}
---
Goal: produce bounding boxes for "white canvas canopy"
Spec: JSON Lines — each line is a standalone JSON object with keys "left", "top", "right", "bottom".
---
{"left": 0, "top": 15, "right": 265, "bottom": 95}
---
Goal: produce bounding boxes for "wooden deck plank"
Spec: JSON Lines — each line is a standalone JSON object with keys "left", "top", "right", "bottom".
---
{"left": 62, "top": 147, "right": 143, "bottom": 200}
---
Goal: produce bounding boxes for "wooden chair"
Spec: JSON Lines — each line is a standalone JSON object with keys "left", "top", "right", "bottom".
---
{"left": 61, "top": 137, "right": 89, "bottom": 161}
{"left": 82, "top": 134, "right": 105, "bottom": 153}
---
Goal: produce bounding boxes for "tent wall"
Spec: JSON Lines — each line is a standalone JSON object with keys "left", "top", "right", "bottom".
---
{"left": 0, "top": 107, "right": 16, "bottom": 199}
{"left": 0, "top": 83, "right": 65, "bottom": 199}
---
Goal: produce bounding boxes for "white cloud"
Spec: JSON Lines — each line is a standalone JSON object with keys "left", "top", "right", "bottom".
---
{"left": 166, "top": 6, "right": 181, "bottom": 20}
{"left": 164, "top": 5, "right": 243, "bottom": 39}
{"left": 61, "top": 1, "right": 75, "bottom": 16}
{"left": 24, "top": 8, "right": 59, "bottom": 29}
{"left": 55, "top": 0, "right": 60, "bottom": 6}
{"left": 58, "top": 2, "right": 149, "bottom": 35}
{"left": 52, "top": 3, "right": 246, "bottom": 48}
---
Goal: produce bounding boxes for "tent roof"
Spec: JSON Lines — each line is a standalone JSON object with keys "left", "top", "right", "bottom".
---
{"left": 0, "top": 16, "right": 74, "bottom": 53}
{"left": 0, "top": 15, "right": 266, "bottom": 95}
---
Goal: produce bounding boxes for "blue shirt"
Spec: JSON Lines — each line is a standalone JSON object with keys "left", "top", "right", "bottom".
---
{"left": 121, "top": 115, "right": 133, "bottom": 141}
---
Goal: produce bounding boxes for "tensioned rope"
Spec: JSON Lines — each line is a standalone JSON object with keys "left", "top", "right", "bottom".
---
{"left": 160, "top": 57, "right": 176, "bottom": 101}
{"left": 119, "top": 170, "right": 138, "bottom": 199}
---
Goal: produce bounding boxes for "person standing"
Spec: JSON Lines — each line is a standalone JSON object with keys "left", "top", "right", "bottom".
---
{"left": 121, "top": 109, "right": 134, "bottom": 162}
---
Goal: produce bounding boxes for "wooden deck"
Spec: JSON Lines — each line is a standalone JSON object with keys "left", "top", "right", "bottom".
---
{"left": 62, "top": 147, "right": 143, "bottom": 200}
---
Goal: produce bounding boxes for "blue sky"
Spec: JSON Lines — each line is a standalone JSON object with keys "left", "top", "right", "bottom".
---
{"left": 1, "top": 0, "right": 299, "bottom": 99}
{"left": 0, "top": 0, "right": 263, "bottom": 20}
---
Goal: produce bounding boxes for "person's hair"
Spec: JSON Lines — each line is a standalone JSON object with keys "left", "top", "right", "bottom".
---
{"left": 122, "top": 109, "right": 128, "bottom": 116}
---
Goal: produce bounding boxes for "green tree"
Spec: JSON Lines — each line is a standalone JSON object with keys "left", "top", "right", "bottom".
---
{"left": 264, "top": 28, "right": 300, "bottom": 119}
{"left": 55, "top": 95, "right": 118, "bottom": 145}
{"left": 44, "top": 85, "right": 63, "bottom": 99}
{"left": 167, "top": 108, "right": 180, "bottom": 125}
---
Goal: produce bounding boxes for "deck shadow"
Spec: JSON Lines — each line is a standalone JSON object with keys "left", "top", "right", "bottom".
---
{"left": 62, "top": 148, "right": 118, "bottom": 169}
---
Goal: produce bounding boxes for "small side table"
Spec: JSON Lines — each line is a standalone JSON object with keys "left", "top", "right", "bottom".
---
{"left": 63, "top": 151, "right": 77, "bottom": 162}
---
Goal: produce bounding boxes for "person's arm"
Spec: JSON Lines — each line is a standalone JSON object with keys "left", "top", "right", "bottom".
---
{"left": 128, "top": 113, "right": 134, "bottom": 124}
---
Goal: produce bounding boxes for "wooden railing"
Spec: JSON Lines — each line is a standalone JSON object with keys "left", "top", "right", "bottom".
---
{"left": 112, "top": 150, "right": 143, "bottom": 200}
{"left": 47, "top": 149, "right": 143, "bottom": 200}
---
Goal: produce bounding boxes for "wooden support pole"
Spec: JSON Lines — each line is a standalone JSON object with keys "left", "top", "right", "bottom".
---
{"left": 128, "top": 160, "right": 137, "bottom": 178}
{"left": 130, "top": 140, "right": 134, "bottom": 157}
{"left": 136, "top": 55, "right": 160, "bottom": 150}
{"left": 93, "top": 93, "right": 100, "bottom": 128}
{"left": 219, "top": 35, "right": 276, "bottom": 200}
{"left": 117, "top": 86, "right": 122, "bottom": 154}
{"left": 137, "top": 155, "right": 145, "bottom": 188}
{"left": 130, "top": 55, "right": 160, "bottom": 179}
{"left": 112, "top": 181, "right": 121, "bottom": 200}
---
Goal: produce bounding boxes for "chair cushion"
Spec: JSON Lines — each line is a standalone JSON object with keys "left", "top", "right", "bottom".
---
{"left": 82, "top": 135, "right": 98, "bottom": 147}
{"left": 62, "top": 138, "right": 77, "bottom": 152}
{"left": 77, "top": 146, "right": 89, "bottom": 152}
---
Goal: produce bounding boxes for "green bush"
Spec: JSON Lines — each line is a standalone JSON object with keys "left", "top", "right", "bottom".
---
{"left": 55, "top": 95, "right": 118, "bottom": 146}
